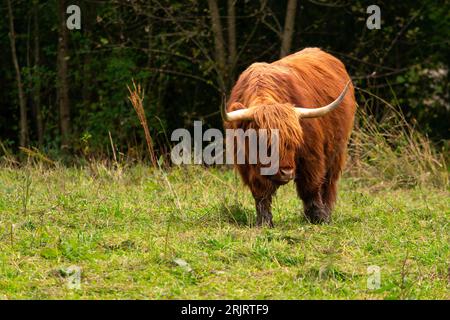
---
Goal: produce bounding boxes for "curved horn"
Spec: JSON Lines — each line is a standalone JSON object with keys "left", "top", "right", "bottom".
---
{"left": 294, "top": 80, "right": 352, "bottom": 118}
{"left": 221, "top": 99, "right": 255, "bottom": 122}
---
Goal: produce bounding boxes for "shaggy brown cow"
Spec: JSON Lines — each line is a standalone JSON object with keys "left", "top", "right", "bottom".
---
{"left": 222, "top": 48, "right": 356, "bottom": 226}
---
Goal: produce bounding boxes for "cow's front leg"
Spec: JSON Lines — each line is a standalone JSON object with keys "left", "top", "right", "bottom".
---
{"left": 251, "top": 181, "right": 277, "bottom": 227}
{"left": 255, "top": 196, "right": 274, "bottom": 227}
{"left": 296, "top": 179, "right": 329, "bottom": 224}
{"left": 303, "top": 196, "right": 330, "bottom": 224}
{"left": 295, "top": 156, "right": 330, "bottom": 224}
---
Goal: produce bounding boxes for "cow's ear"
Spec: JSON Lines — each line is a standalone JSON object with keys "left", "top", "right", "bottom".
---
{"left": 228, "top": 102, "right": 245, "bottom": 112}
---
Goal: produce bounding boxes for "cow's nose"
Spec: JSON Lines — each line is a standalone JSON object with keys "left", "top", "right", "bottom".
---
{"left": 280, "top": 168, "right": 294, "bottom": 179}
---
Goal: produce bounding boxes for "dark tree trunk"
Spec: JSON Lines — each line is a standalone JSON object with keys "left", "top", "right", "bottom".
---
{"left": 207, "top": 0, "right": 227, "bottom": 92}
{"left": 227, "top": 0, "right": 236, "bottom": 83}
{"left": 57, "top": 0, "right": 71, "bottom": 148}
{"left": 7, "top": 0, "right": 28, "bottom": 147}
{"left": 82, "top": 0, "right": 93, "bottom": 105}
{"left": 280, "top": 0, "right": 297, "bottom": 58}
{"left": 33, "top": 1, "right": 43, "bottom": 145}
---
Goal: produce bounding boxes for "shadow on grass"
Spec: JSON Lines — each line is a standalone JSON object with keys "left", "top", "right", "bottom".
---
{"left": 218, "top": 202, "right": 256, "bottom": 227}
{"left": 216, "top": 201, "right": 312, "bottom": 229}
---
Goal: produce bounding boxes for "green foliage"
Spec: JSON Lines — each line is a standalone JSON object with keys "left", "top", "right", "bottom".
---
{"left": 0, "top": 1, "right": 448, "bottom": 155}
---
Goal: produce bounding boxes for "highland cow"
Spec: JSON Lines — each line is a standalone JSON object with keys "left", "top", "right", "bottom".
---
{"left": 222, "top": 48, "right": 356, "bottom": 226}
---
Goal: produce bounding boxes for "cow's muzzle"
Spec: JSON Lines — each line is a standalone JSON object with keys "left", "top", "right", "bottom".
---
{"left": 269, "top": 168, "right": 295, "bottom": 185}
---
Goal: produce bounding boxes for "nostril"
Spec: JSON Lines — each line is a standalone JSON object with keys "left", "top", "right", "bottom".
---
{"left": 280, "top": 168, "right": 294, "bottom": 177}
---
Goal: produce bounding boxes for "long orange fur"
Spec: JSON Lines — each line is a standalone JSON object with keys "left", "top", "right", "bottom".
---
{"left": 224, "top": 48, "right": 357, "bottom": 224}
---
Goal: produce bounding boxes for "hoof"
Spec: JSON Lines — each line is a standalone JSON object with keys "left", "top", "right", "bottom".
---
{"left": 256, "top": 217, "right": 274, "bottom": 228}
{"left": 304, "top": 207, "right": 330, "bottom": 224}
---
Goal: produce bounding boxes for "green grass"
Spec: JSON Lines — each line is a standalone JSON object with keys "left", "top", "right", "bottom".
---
{"left": 0, "top": 164, "right": 448, "bottom": 299}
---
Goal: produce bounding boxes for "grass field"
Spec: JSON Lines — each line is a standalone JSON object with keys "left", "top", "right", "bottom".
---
{"left": 0, "top": 163, "right": 448, "bottom": 299}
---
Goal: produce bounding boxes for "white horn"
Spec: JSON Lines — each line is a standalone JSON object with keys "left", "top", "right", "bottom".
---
{"left": 221, "top": 100, "right": 255, "bottom": 122}
{"left": 294, "top": 80, "right": 351, "bottom": 118}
